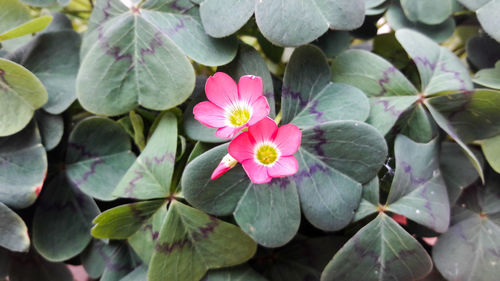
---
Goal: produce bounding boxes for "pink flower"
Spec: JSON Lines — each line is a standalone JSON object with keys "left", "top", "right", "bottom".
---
{"left": 228, "top": 117, "right": 301, "bottom": 184}
{"left": 193, "top": 72, "right": 270, "bottom": 139}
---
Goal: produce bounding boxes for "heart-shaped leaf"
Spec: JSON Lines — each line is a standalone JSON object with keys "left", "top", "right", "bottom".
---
{"left": 200, "top": 0, "right": 254, "bottom": 38}
{"left": 33, "top": 173, "right": 100, "bottom": 262}
{"left": 92, "top": 199, "right": 164, "bottom": 239}
{"left": 114, "top": 112, "right": 177, "bottom": 199}
{"left": 8, "top": 251, "right": 73, "bottom": 281}
{"left": 386, "top": 135, "right": 450, "bottom": 233}
{"left": 0, "top": 202, "right": 29, "bottom": 252}
{"left": 11, "top": 26, "right": 80, "bottom": 114}
{"left": 282, "top": 45, "right": 369, "bottom": 128}
{"left": 0, "top": 58, "right": 47, "bottom": 137}
{"left": 366, "top": 0, "right": 390, "bottom": 15}
{"left": 65, "top": 117, "right": 136, "bottom": 200}
{"left": 321, "top": 213, "right": 433, "bottom": 281}
{"left": 35, "top": 110, "right": 64, "bottom": 151}
{"left": 0, "top": 16, "right": 52, "bottom": 42}
{"left": 353, "top": 177, "right": 379, "bottom": 222}
{"left": 204, "top": 265, "right": 268, "bottom": 281}
{"left": 480, "top": 134, "right": 500, "bottom": 173}
{"left": 98, "top": 242, "right": 140, "bottom": 281}
{"left": 331, "top": 49, "right": 418, "bottom": 135}
{"left": 440, "top": 142, "right": 482, "bottom": 204}
{"left": 0, "top": 121, "right": 47, "bottom": 209}
{"left": 433, "top": 177, "right": 500, "bottom": 281}
{"left": 77, "top": 0, "right": 237, "bottom": 116}
{"left": 400, "top": 0, "right": 453, "bottom": 25}
{"left": 148, "top": 201, "right": 257, "bottom": 281}
{"left": 474, "top": 61, "right": 500, "bottom": 89}
{"left": 458, "top": 0, "right": 500, "bottom": 42}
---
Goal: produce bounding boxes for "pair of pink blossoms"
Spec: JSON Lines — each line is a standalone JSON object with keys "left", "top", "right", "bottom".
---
{"left": 193, "top": 72, "right": 302, "bottom": 184}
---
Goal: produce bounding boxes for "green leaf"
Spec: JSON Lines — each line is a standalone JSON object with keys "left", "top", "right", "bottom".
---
{"left": 386, "top": 135, "right": 450, "bottom": 233}
{"left": 395, "top": 29, "right": 473, "bottom": 94}
{"left": 400, "top": 0, "right": 453, "bottom": 25}
{"left": 0, "top": 121, "right": 47, "bottom": 209}
{"left": 314, "top": 30, "right": 351, "bottom": 58}
{"left": 0, "top": 202, "right": 29, "bottom": 252}
{"left": 321, "top": 213, "right": 433, "bottom": 281}
{"left": 92, "top": 200, "right": 164, "bottom": 239}
{"left": 129, "top": 111, "right": 146, "bottom": 151}
{"left": 19, "top": 0, "right": 68, "bottom": 7}
{"left": 296, "top": 121, "right": 388, "bottom": 230}
{"left": 33, "top": 173, "right": 100, "bottom": 262}
{"left": 77, "top": 0, "right": 237, "bottom": 116}
{"left": 65, "top": 117, "right": 136, "bottom": 200}
{"left": 366, "top": 0, "right": 391, "bottom": 15}
{"left": 480, "top": 134, "right": 500, "bottom": 173}
{"left": 200, "top": 0, "right": 254, "bottom": 37}
{"left": 99, "top": 242, "right": 140, "bottom": 281}
{"left": 255, "top": 0, "right": 364, "bottom": 46}
{"left": 331, "top": 49, "right": 418, "bottom": 135}
{"left": 0, "top": 0, "right": 30, "bottom": 36}
{"left": 114, "top": 112, "right": 177, "bottom": 199}
{"left": 121, "top": 265, "right": 148, "bottom": 281}
{"left": 386, "top": 5, "right": 455, "bottom": 43}
{"left": 35, "top": 111, "right": 63, "bottom": 151}
{"left": 9, "top": 251, "right": 73, "bottom": 281}
{"left": 396, "top": 103, "right": 437, "bottom": 143}
{"left": 81, "top": 239, "right": 106, "bottom": 279}
{"left": 440, "top": 142, "right": 482, "bottom": 204}
{"left": 0, "top": 16, "right": 52, "bottom": 42}
{"left": 148, "top": 201, "right": 257, "bottom": 281}
{"left": 12, "top": 28, "right": 80, "bottom": 114}
{"left": 459, "top": 0, "right": 500, "bottom": 42}
{"left": 467, "top": 35, "right": 500, "bottom": 70}
{"left": 0, "top": 58, "right": 48, "bottom": 137}
{"left": 474, "top": 61, "right": 500, "bottom": 89}
{"left": 204, "top": 265, "right": 268, "bottom": 281}
{"left": 433, "top": 178, "right": 500, "bottom": 281}
{"left": 353, "top": 177, "right": 379, "bottom": 222}
{"left": 282, "top": 45, "right": 370, "bottom": 129}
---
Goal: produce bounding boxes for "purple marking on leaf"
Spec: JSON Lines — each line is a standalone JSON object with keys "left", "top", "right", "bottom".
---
{"left": 419, "top": 182, "right": 437, "bottom": 226}
{"left": 353, "top": 235, "right": 380, "bottom": 264}
{"left": 155, "top": 238, "right": 189, "bottom": 254}
{"left": 263, "top": 92, "right": 274, "bottom": 99}
{"left": 139, "top": 31, "right": 163, "bottom": 64}
{"left": 0, "top": 159, "right": 7, "bottom": 167}
{"left": 96, "top": 244, "right": 134, "bottom": 272}
{"left": 400, "top": 161, "right": 428, "bottom": 185}
{"left": 192, "top": 216, "right": 219, "bottom": 241}
{"left": 488, "top": 248, "right": 500, "bottom": 258}
{"left": 68, "top": 142, "right": 99, "bottom": 159}
{"left": 413, "top": 56, "right": 437, "bottom": 70}
{"left": 384, "top": 249, "right": 418, "bottom": 273}
{"left": 375, "top": 99, "right": 404, "bottom": 117}
{"left": 376, "top": 66, "right": 397, "bottom": 97}
{"left": 311, "top": 125, "right": 327, "bottom": 156}
{"left": 453, "top": 224, "right": 475, "bottom": 248}
{"left": 271, "top": 177, "right": 291, "bottom": 189}
{"left": 282, "top": 86, "right": 307, "bottom": 107}
{"left": 163, "top": 18, "right": 186, "bottom": 37}
{"left": 293, "top": 163, "right": 328, "bottom": 184}
{"left": 143, "top": 151, "right": 175, "bottom": 167}
{"left": 169, "top": 0, "right": 190, "bottom": 12}
{"left": 72, "top": 158, "right": 105, "bottom": 187}
{"left": 143, "top": 224, "right": 160, "bottom": 240}
{"left": 439, "top": 62, "right": 468, "bottom": 92}
{"left": 124, "top": 170, "right": 144, "bottom": 197}
{"left": 0, "top": 69, "right": 9, "bottom": 91}
{"left": 308, "top": 100, "right": 327, "bottom": 122}
{"left": 129, "top": 203, "right": 148, "bottom": 219}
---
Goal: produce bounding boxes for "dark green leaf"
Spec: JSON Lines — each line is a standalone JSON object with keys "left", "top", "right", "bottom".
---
{"left": 0, "top": 202, "right": 29, "bottom": 252}
{"left": 354, "top": 177, "right": 379, "bottom": 222}
{"left": 314, "top": 30, "right": 351, "bottom": 58}
{"left": 35, "top": 110, "right": 63, "bottom": 151}
{"left": 99, "top": 242, "right": 139, "bottom": 281}
{"left": 9, "top": 251, "right": 72, "bottom": 281}
{"left": 121, "top": 265, "right": 148, "bottom": 281}
{"left": 459, "top": 0, "right": 500, "bottom": 41}
{"left": 81, "top": 239, "right": 106, "bottom": 279}
{"left": 200, "top": 0, "right": 254, "bottom": 37}
{"left": 466, "top": 35, "right": 500, "bottom": 70}
{"left": 204, "top": 265, "right": 268, "bottom": 281}
{"left": 65, "top": 117, "right": 136, "bottom": 200}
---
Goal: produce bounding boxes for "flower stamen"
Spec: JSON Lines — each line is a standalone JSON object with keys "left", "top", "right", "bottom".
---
{"left": 255, "top": 144, "right": 279, "bottom": 165}
{"left": 227, "top": 104, "right": 251, "bottom": 127}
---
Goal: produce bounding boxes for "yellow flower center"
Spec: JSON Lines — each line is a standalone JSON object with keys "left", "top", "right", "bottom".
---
{"left": 255, "top": 145, "right": 279, "bottom": 165}
{"left": 228, "top": 106, "right": 251, "bottom": 127}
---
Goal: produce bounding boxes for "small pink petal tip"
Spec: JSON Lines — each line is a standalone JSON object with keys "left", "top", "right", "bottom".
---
{"left": 210, "top": 154, "right": 238, "bottom": 180}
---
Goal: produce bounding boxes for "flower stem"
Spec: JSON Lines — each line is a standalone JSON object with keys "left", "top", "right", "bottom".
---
{"left": 274, "top": 110, "right": 282, "bottom": 125}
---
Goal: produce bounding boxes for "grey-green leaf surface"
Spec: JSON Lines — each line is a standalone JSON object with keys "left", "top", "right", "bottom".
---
{"left": 386, "top": 135, "right": 450, "bottom": 233}
{"left": 0, "top": 121, "right": 47, "bottom": 209}
{"left": 467, "top": 36, "right": 500, "bottom": 70}
{"left": 99, "top": 242, "right": 139, "bottom": 281}
{"left": 400, "top": 0, "right": 453, "bottom": 25}
{"left": 321, "top": 213, "right": 433, "bottom": 281}
{"left": 0, "top": 202, "right": 29, "bottom": 252}
{"left": 255, "top": 0, "right": 365, "bottom": 47}
{"left": 19, "top": 0, "right": 69, "bottom": 7}
{"left": 459, "top": 0, "right": 500, "bottom": 41}
{"left": 204, "top": 265, "right": 268, "bottom": 281}
{"left": 480, "top": 134, "right": 500, "bottom": 173}
{"left": 33, "top": 173, "right": 100, "bottom": 262}
{"left": 296, "top": 121, "right": 388, "bottom": 231}
{"left": 395, "top": 29, "right": 473, "bottom": 94}
{"left": 148, "top": 201, "right": 257, "bottom": 281}
{"left": 474, "top": 61, "right": 500, "bottom": 89}
{"left": 35, "top": 110, "right": 64, "bottom": 151}
{"left": 114, "top": 112, "right": 177, "bottom": 199}
{"left": 92, "top": 199, "right": 164, "bottom": 239}
{"left": 121, "top": 265, "right": 148, "bottom": 281}
{"left": 282, "top": 45, "right": 369, "bottom": 129}
{"left": 0, "top": 58, "right": 47, "bottom": 137}
{"left": 331, "top": 49, "right": 418, "bottom": 135}
{"left": 433, "top": 178, "right": 500, "bottom": 281}
{"left": 65, "top": 117, "right": 136, "bottom": 200}
{"left": 353, "top": 177, "right": 379, "bottom": 222}
{"left": 77, "top": 0, "right": 237, "bottom": 116}
{"left": 81, "top": 239, "right": 106, "bottom": 279}
{"left": 200, "top": 0, "right": 254, "bottom": 37}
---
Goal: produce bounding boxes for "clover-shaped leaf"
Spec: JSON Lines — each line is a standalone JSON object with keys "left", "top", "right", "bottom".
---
{"left": 458, "top": 0, "right": 500, "bottom": 42}
{"left": 0, "top": 58, "right": 47, "bottom": 137}
{"left": 400, "top": 0, "right": 454, "bottom": 25}
{"left": 474, "top": 61, "right": 500, "bottom": 89}
{"left": 321, "top": 213, "right": 433, "bottom": 281}
{"left": 33, "top": 173, "right": 100, "bottom": 262}
{"left": 433, "top": 176, "right": 500, "bottom": 281}
{"left": 114, "top": 112, "right": 177, "bottom": 199}
{"left": 0, "top": 121, "right": 47, "bottom": 209}
{"left": 65, "top": 117, "right": 136, "bottom": 200}
{"left": 148, "top": 201, "right": 257, "bottom": 281}
{"left": 0, "top": 202, "right": 29, "bottom": 252}
{"left": 77, "top": 0, "right": 237, "bottom": 116}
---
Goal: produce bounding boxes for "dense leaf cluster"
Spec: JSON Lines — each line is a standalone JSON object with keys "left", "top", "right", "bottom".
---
{"left": 1, "top": 0, "right": 500, "bottom": 281}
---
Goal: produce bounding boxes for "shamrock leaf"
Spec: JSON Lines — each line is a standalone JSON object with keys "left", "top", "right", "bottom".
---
{"left": 458, "top": 0, "right": 500, "bottom": 42}
{"left": 0, "top": 202, "right": 29, "bottom": 252}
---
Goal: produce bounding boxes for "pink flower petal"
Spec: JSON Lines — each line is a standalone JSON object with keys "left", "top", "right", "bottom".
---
{"left": 242, "top": 159, "right": 272, "bottom": 184}
{"left": 274, "top": 124, "right": 302, "bottom": 156}
{"left": 193, "top": 101, "right": 226, "bottom": 128}
{"left": 267, "top": 156, "right": 299, "bottom": 177}
{"left": 215, "top": 126, "right": 242, "bottom": 139}
{"left": 248, "top": 117, "right": 277, "bottom": 144}
{"left": 238, "top": 75, "right": 263, "bottom": 104}
{"left": 228, "top": 132, "right": 256, "bottom": 162}
{"left": 205, "top": 72, "right": 238, "bottom": 108}
{"left": 248, "top": 96, "right": 270, "bottom": 126}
